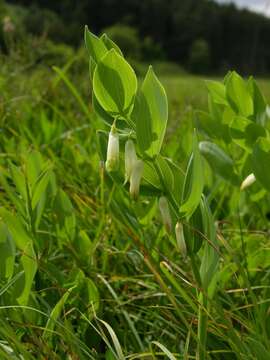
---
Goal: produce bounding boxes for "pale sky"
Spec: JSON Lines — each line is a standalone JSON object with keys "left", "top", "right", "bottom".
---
{"left": 217, "top": 0, "right": 270, "bottom": 16}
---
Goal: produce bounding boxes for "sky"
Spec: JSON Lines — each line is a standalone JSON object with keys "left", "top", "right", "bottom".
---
{"left": 217, "top": 0, "right": 270, "bottom": 16}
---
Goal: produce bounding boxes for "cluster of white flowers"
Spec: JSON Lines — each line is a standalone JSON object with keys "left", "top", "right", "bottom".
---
{"left": 106, "top": 124, "right": 186, "bottom": 256}
{"left": 106, "top": 124, "right": 144, "bottom": 200}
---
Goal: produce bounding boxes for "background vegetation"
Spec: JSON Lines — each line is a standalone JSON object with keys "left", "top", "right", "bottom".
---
{"left": 2, "top": 0, "right": 270, "bottom": 74}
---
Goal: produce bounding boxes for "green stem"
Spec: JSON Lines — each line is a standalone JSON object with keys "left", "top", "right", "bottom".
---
{"left": 197, "top": 292, "right": 208, "bottom": 360}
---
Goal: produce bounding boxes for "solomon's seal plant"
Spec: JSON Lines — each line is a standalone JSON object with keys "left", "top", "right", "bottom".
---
{"left": 85, "top": 26, "right": 219, "bottom": 359}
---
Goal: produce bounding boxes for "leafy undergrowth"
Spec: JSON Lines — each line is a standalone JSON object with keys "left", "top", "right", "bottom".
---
{"left": 0, "top": 35, "right": 270, "bottom": 360}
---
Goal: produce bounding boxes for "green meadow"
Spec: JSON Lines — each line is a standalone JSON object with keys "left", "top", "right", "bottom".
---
{"left": 1, "top": 39, "right": 270, "bottom": 360}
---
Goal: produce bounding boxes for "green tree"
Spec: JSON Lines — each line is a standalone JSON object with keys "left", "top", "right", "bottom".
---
{"left": 188, "top": 38, "right": 210, "bottom": 74}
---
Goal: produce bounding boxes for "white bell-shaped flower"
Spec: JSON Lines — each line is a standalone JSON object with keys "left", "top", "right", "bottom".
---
{"left": 125, "top": 139, "right": 137, "bottom": 184}
{"left": 105, "top": 124, "right": 119, "bottom": 172}
{"left": 175, "top": 222, "right": 187, "bottom": 257}
{"left": 129, "top": 159, "right": 144, "bottom": 200}
{"left": 240, "top": 173, "right": 256, "bottom": 191}
{"left": 159, "top": 196, "right": 172, "bottom": 233}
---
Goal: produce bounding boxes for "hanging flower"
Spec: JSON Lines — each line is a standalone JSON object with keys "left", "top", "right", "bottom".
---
{"left": 240, "top": 173, "right": 256, "bottom": 191}
{"left": 105, "top": 124, "right": 119, "bottom": 172}
{"left": 159, "top": 196, "right": 172, "bottom": 233}
{"left": 129, "top": 160, "right": 144, "bottom": 200}
{"left": 175, "top": 222, "right": 187, "bottom": 257}
{"left": 125, "top": 139, "right": 137, "bottom": 184}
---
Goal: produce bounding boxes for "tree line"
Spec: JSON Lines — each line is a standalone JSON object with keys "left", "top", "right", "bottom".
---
{"left": 3, "top": 0, "right": 270, "bottom": 74}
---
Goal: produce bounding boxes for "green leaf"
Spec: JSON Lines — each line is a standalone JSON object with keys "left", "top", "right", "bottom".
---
{"left": 151, "top": 341, "right": 177, "bottom": 360}
{"left": 155, "top": 155, "right": 174, "bottom": 192}
{"left": 180, "top": 131, "right": 204, "bottom": 218}
{"left": 199, "top": 141, "right": 239, "bottom": 185}
{"left": 93, "top": 93, "right": 114, "bottom": 125}
{"left": 133, "top": 66, "right": 168, "bottom": 158}
{"left": 100, "top": 33, "right": 123, "bottom": 56}
{"left": 230, "top": 115, "right": 266, "bottom": 151}
{"left": 0, "top": 222, "right": 15, "bottom": 280}
{"left": 200, "top": 197, "right": 219, "bottom": 290}
{"left": 252, "top": 137, "right": 270, "bottom": 192}
{"left": 31, "top": 169, "right": 52, "bottom": 210}
{"left": 196, "top": 110, "right": 223, "bottom": 140}
{"left": 0, "top": 208, "right": 37, "bottom": 305}
{"left": 43, "top": 286, "right": 75, "bottom": 340}
{"left": 89, "top": 57, "right": 97, "bottom": 82}
{"left": 206, "top": 80, "right": 227, "bottom": 105}
{"left": 143, "top": 161, "right": 161, "bottom": 190}
{"left": 9, "top": 163, "right": 27, "bottom": 201}
{"left": 226, "top": 71, "right": 253, "bottom": 117}
{"left": 97, "top": 318, "right": 125, "bottom": 360}
{"left": 93, "top": 49, "right": 137, "bottom": 116}
{"left": 184, "top": 200, "right": 204, "bottom": 254}
{"left": 84, "top": 26, "right": 108, "bottom": 63}
{"left": 247, "top": 77, "right": 267, "bottom": 124}
{"left": 54, "top": 189, "right": 76, "bottom": 242}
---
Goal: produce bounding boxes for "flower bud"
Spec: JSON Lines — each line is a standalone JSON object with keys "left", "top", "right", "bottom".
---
{"left": 240, "top": 173, "right": 256, "bottom": 191}
{"left": 175, "top": 222, "right": 187, "bottom": 257}
{"left": 129, "top": 160, "right": 144, "bottom": 200}
{"left": 105, "top": 125, "right": 119, "bottom": 172}
{"left": 159, "top": 196, "right": 172, "bottom": 233}
{"left": 125, "top": 139, "right": 137, "bottom": 184}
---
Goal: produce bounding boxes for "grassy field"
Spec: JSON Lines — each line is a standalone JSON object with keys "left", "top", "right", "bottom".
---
{"left": 1, "top": 51, "right": 270, "bottom": 360}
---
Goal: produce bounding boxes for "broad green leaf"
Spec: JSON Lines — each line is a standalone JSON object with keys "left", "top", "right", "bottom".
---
{"left": 84, "top": 26, "right": 108, "bottom": 63}
{"left": 230, "top": 115, "right": 266, "bottom": 151}
{"left": 143, "top": 161, "right": 161, "bottom": 189}
{"left": 54, "top": 189, "right": 76, "bottom": 242}
{"left": 0, "top": 208, "right": 37, "bottom": 305}
{"left": 93, "top": 49, "right": 137, "bottom": 116}
{"left": 89, "top": 57, "right": 96, "bottom": 82}
{"left": 200, "top": 197, "right": 219, "bottom": 290}
{"left": 169, "top": 161, "right": 185, "bottom": 206}
{"left": 31, "top": 169, "right": 52, "bottom": 210}
{"left": 0, "top": 170, "right": 25, "bottom": 216}
{"left": 184, "top": 200, "right": 204, "bottom": 254}
{"left": 93, "top": 93, "right": 114, "bottom": 125}
{"left": 100, "top": 33, "right": 123, "bottom": 56}
{"left": 226, "top": 71, "right": 253, "bottom": 117}
{"left": 25, "top": 151, "right": 44, "bottom": 187}
{"left": 247, "top": 77, "right": 267, "bottom": 124}
{"left": 180, "top": 131, "right": 204, "bottom": 218}
{"left": 199, "top": 141, "right": 239, "bottom": 185}
{"left": 252, "top": 137, "right": 270, "bottom": 192}
{"left": 9, "top": 163, "right": 27, "bottom": 201}
{"left": 84, "top": 278, "right": 100, "bottom": 318}
{"left": 206, "top": 80, "right": 227, "bottom": 105}
{"left": 133, "top": 66, "right": 168, "bottom": 158}
{"left": 155, "top": 155, "right": 174, "bottom": 192}
{"left": 196, "top": 110, "right": 223, "bottom": 139}
{"left": 0, "top": 222, "right": 15, "bottom": 280}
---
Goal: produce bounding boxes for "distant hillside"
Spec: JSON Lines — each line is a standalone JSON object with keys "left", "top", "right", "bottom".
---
{"left": 4, "top": 0, "right": 270, "bottom": 74}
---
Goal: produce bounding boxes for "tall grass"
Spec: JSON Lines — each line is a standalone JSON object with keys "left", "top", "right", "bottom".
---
{"left": 0, "top": 36, "right": 270, "bottom": 360}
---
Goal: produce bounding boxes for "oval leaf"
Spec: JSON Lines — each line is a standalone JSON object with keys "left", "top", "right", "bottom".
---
{"left": 180, "top": 131, "right": 204, "bottom": 218}
{"left": 199, "top": 141, "right": 239, "bottom": 185}
{"left": 252, "top": 137, "right": 270, "bottom": 192}
{"left": 93, "top": 49, "right": 137, "bottom": 116}
{"left": 132, "top": 66, "right": 168, "bottom": 158}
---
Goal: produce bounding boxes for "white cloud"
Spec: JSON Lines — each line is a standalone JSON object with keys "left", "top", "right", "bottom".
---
{"left": 217, "top": 0, "right": 270, "bottom": 16}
